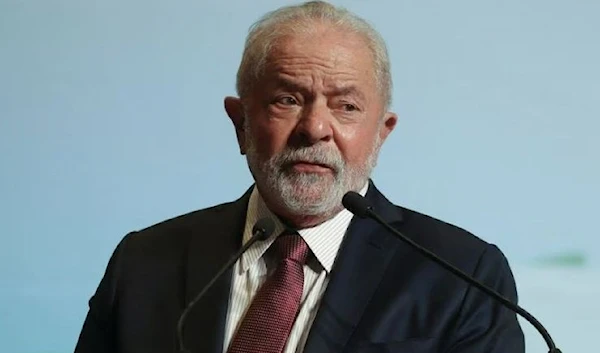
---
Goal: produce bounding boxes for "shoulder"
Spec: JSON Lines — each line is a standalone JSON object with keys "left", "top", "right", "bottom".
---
{"left": 366, "top": 182, "right": 506, "bottom": 272}
{"left": 131, "top": 201, "right": 236, "bottom": 240}
{"left": 94, "top": 196, "right": 249, "bottom": 294}
{"left": 106, "top": 190, "right": 249, "bottom": 269}
{"left": 124, "top": 197, "right": 245, "bottom": 252}
{"left": 394, "top": 204, "right": 508, "bottom": 275}
{"left": 401, "top": 206, "right": 489, "bottom": 249}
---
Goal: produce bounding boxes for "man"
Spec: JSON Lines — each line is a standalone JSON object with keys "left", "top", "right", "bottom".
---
{"left": 75, "top": 1, "right": 525, "bottom": 353}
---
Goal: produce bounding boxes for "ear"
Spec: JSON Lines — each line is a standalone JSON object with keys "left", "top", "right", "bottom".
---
{"left": 378, "top": 111, "right": 398, "bottom": 142}
{"left": 224, "top": 96, "right": 247, "bottom": 155}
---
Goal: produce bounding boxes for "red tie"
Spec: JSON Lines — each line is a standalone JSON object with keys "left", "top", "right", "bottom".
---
{"left": 227, "top": 232, "right": 310, "bottom": 353}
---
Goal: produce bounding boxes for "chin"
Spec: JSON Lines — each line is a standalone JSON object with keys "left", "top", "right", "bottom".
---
{"left": 283, "top": 200, "right": 336, "bottom": 218}
{"left": 289, "top": 179, "right": 334, "bottom": 198}
{"left": 278, "top": 182, "right": 343, "bottom": 217}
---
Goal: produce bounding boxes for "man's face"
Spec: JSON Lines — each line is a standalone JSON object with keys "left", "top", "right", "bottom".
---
{"left": 226, "top": 25, "right": 397, "bottom": 224}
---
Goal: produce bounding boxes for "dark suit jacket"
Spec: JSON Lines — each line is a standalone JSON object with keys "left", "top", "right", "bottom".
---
{"left": 75, "top": 182, "right": 524, "bottom": 353}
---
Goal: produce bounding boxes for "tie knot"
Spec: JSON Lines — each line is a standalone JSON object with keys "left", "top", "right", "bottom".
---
{"left": 273, "top": 232, "right": 310, "bottom": 264}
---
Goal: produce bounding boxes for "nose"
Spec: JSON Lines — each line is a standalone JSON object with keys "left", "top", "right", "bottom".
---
{"left": 291, "top": 102, "right": 333, "bottom": 146}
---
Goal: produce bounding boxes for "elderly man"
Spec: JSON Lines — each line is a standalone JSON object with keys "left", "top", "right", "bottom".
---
{"left": 75, "top": 1, "right": 524, "bottom": 353}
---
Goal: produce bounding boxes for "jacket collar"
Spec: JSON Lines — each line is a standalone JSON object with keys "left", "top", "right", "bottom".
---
{"left": 303, "top": 180, "right": 405, "bottom": 353}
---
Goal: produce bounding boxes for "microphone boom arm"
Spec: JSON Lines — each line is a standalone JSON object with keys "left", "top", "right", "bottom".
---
{"left": 367, "top": 209, "right": 561, "bottom": 353}
{"left": 176, "top": 218, "right": 275, "bottom": 353}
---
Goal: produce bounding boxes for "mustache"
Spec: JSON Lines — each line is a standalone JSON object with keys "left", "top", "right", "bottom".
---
{"left": 272, "top": 146, "right": 344, "bottom": 172}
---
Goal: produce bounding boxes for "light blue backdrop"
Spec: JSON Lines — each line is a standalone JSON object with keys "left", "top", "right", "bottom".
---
{"left": 1, "top": 0, "right": 598, "bottom": 352}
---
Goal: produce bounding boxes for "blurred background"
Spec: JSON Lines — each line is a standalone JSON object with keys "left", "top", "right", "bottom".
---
{"left": 1, "top": 0, "right": 598, "bottom": 351}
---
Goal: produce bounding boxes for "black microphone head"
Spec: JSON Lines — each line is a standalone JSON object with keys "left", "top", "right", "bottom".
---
{"left": 252, "top": 217, "right": 275, "bottom": 240}
{"left": 342, "top": 191, "right": 372, "bottom": 218}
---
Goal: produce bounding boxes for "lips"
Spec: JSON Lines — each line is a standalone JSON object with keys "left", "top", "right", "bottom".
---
{"left": 287, "top": 160, "right": 334, "bottom": 173}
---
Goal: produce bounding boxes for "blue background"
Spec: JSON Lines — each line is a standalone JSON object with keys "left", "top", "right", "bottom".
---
{"left": 1, "top": 0, "right": 598, "bottom": 352}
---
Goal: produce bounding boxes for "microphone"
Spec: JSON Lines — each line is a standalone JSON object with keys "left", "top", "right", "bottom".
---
{"left": 342, "top": 191, "right": 562, "bottom": 353}
{"left": 176, "top": 217, "right": 275, "bottom": 353}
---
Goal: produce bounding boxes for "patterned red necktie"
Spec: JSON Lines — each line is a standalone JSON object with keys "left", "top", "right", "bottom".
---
{"left": 227, "top": 232, "right": 310, "bottom": 353}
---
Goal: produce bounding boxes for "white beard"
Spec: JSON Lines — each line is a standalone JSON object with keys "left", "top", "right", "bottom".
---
{"left": 244, "top": 124, "right": 382, "bottom": 217}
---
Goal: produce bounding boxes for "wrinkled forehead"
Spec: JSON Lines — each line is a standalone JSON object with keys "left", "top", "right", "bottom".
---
{"left": 262, "top": 29, "right": 379, "bottom": 92}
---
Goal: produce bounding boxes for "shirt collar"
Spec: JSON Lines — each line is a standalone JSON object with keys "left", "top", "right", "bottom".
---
{"left": 240, "top": 182, "right": 369, "bottom": 274}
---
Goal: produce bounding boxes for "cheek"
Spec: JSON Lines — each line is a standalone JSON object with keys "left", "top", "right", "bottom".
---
{"left": 335, "top": 125, "right": 379, "bottom": 163}
{"left": 249, "top": 119, "right": 293, "bottom": 155}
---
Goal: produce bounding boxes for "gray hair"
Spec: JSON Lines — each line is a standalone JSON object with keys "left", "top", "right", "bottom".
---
{"left": 235, "top": 0, "right": 392, "bottom": 110}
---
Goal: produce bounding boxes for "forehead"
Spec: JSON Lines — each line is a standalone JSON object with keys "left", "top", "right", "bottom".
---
{"left": 262, "top": 27, "right": 377, "bottom": 90}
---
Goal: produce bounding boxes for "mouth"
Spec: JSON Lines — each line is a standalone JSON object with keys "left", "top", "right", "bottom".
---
{"left": 287, "top": 161, "right": 334, "bottom": 174}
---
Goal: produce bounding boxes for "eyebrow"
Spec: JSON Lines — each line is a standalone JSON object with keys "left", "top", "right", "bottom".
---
{"left": 272, "top": 77, "right": 366, "bottom": 101}
{"left": 272, "top": 77, "right": 307, "bottom": 93}
{"left": 325, "top": 86, "right": 366, "bottom": 102}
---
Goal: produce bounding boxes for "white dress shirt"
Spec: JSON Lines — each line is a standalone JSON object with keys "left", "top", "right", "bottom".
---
{"left": 222, "top": 183, "right": 369, "bottom": 353}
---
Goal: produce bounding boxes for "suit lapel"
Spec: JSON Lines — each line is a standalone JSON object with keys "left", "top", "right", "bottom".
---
{"left": 180, "top": 188, "right": 253, "bottom": 353}
{"left": 303, "top": 182, "right": 405, "bottom": 353}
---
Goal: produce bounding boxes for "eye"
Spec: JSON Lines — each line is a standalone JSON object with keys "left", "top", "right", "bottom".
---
{"left": 342, "top": 103, "right": 359, "bottom": 112}
{"left": 276, "top": 96, "right": 298, "bottom": 105}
